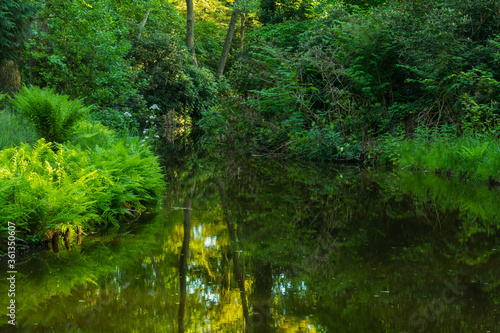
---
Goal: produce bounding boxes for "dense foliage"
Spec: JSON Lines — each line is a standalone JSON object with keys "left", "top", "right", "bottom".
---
{"left": 200, "top": 0, "right": 500, "bottom": 166}
{"left": 3, "top": 0, "right": 498, "bottom": 165}
{"left": 17, "top": 0, "right": 223, "bottom": 136}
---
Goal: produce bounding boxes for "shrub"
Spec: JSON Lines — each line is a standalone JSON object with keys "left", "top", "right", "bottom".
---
{"left": 129, "top": 34, "right": 219, "bottom": 122}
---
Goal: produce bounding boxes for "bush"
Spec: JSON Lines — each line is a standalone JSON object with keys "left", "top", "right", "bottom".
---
{"left": 130, "top": 34, "right": 219, "bottom": 122}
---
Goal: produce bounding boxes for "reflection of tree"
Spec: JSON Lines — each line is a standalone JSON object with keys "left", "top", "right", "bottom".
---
{"left": 150, "top": 250, "right": 175, "bottom": 331}
{"left": 178, "top": 181, "right": 195, "bottom": 333}
{"left": 249, "top": 261, "right": 273, "bottom": 332}
{"left": 215, "top": 176, "right": 250, "bottom": 331}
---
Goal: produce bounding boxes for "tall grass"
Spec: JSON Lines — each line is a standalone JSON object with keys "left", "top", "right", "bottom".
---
{"left": 380, "top": 127, "right": 500, "bottom": 182}
{"left": 0, "top": 108, "right": 38, "bottom": 150}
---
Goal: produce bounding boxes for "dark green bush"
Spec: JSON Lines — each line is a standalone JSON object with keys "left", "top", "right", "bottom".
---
{"left": 130, "top": 33, "right": 219, "bottom": 122}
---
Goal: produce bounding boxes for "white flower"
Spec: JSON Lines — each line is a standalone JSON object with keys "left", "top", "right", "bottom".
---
{"left": 145, "top": 136, "right": 149, "bottom": 139}
{"left": 145, "top": 120, "right": 149, "bottom": 123}
{"left": 143, "top": 130, "right": 147, "bottom": 134}
{"left": 155, "top": 135, "right": 159, "bottom": 138}
{"left": 142, "top": 139, "right": 146, "bottom": 142}
{"left": 124, "top": 112, "right": 132, "bottom": 117}
{"left": 149, "top": 115, "right": 155, "bottom": 119}
{"left": 149, "top": 104, "right": 160, "bottom": 110}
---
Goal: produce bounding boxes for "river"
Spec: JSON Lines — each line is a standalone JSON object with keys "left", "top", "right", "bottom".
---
{"left": 1, "top": 157, "right": 499, "bottom": 332}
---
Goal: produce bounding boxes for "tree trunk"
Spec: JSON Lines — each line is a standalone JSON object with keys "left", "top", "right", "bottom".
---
{"left": 239, "top": 12, "right": 246, "bottom": 50}
{"left": 0, "top": 60, "right": 21, "bottom": 95}
{"left": 216, "top": 6, "right": 240, "bottom": 77}
{"left": 186, "top": 0, "right": 198, "bottom": 67}
{"left": 137, "top": 9, "right": 151, "bottom": 39}
{"left": 64, "top": 228, "right": 71, "bottom": 251}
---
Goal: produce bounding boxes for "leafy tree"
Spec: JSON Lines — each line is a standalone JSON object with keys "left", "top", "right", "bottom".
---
{"left": 23, "top": 0, "right": 136, "bottom": 107}
{"left": 0, "top": 0, "right": 35, "bottom": 62}
{"left": 216, "top": 1, "right": 241, "bottom": 77}
{"left": 185, "top": 0, "right": 198, "bottom": 66}
{"left": 258, "top": 0, "right": 313, "bottom": 24}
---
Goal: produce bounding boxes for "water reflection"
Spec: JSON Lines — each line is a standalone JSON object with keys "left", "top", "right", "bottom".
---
{"left": 214, "top": 176, "right": 250, "bottom": 331}
{"left": 1, "top": 158, "right": 499, "bottom": 332}
{"left": 179, "top": 181, "right": 195, "bottom": 333}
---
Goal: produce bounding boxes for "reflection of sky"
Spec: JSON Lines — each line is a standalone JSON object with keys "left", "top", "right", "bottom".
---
{"left": 189, "top": 224, "right": 222, "bottom": 304}
{"left": 204, "top": 236, "right": 217, "bottom": 248}
{"left": 192, "top": 224, "right": 203, "bottom": 239}
{"left": 187, "top": 276, "right": 220, "bottom": 303}
{"left": 275, "top": 273, "right": 309, "bottom": 296}
{"left": 193, "top": 224, "right": 218, "bottom": 249}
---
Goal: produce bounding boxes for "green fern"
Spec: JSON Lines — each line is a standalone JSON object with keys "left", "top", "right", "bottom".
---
{"left": 0, "top": 123, "right": 165, "bottom": 245}
{"left": 10, "top": 86, "right": 91, "bottom": 143}
{"left": 459, "top": 142, "right": 489, "bottom": 161}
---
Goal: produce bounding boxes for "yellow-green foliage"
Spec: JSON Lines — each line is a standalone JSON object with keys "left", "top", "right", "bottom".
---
{"left": 0, "top": 123, "right": 165, "bottom": 244}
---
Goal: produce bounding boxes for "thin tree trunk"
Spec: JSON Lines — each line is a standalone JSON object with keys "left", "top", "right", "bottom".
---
{"left": 216, "top": 6, "right": 240, "bottom": 77}
{"left": 239, "top": 12, "right": 246, "bottom": 50}
{"left": 137, "top": 9, "right": 151, "bottom": 39}
{"left": 186, "top": 0, "right": 198, "bottom": 67}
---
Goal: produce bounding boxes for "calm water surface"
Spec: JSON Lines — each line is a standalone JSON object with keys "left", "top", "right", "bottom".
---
{"left": 1, "top": 158, "right": 499, "bottom": 332}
